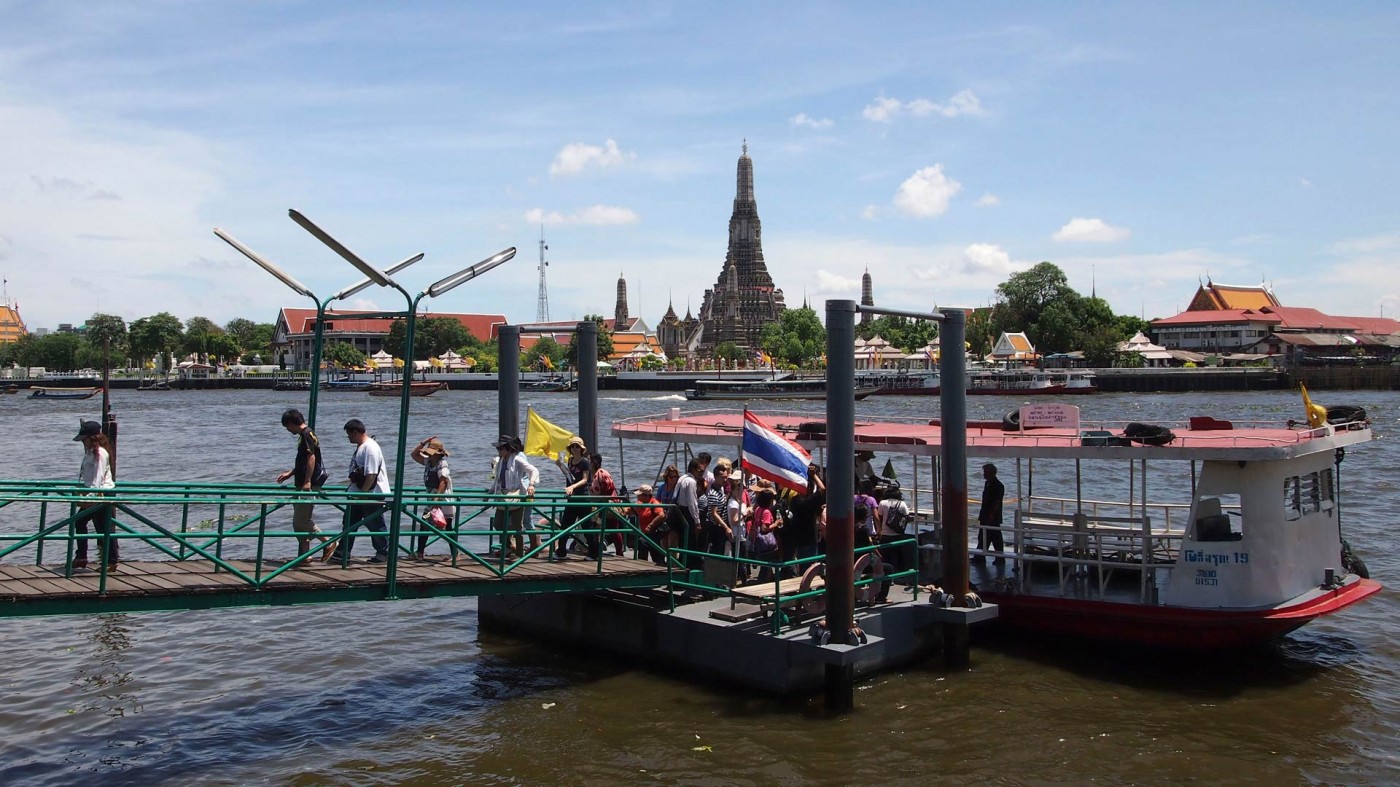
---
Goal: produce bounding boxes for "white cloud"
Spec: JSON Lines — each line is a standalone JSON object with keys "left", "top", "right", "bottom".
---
{"left": 863, "top": 89, "right": 986, "bottom": 123}
{"left": 1329, "top": 234, "right": 1400, "bottom": 255}
{"left": 790, "top": 113, "right": 833, "bottom": 130}
{"left": 893, "top": 165, "right": 962, "bottom": 218}
{"left": 815, "top": 269, "right": 859, "bottom": 293}
{"left": 548, "top": 138, "right": 634, "bottom": 177}
{"left": 524, "top": 205, "right": 640, "bottom": 226}
{"left": 1052, "top": 217, "right": 1131, "bottom": 243}
{"left": 975, "top": 193, "right": 1000, "bottom": 208}
{"left": 961, "top": 243, "right": 1016, "bottom": 275}
{"left": 1299, "top": 177, "right": 1314, "bottom": 188}
{"left": 860, "top": 204, "right": 879, "bottom": 221}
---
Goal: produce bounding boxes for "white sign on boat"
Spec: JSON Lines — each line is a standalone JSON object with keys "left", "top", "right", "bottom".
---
{"left": 1020, "top": 403, "right": 1080, "bottom": 431}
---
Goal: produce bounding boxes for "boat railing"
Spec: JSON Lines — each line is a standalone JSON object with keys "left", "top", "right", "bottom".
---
{"left": 1022, "top": 495, "right": 1192, "bottom": 536}
{"left": 665, "top": 538, "right": 920, "bottom": 635}
{"left": 0, "top": 480, "right": 683, "bottom": 596}
{"left": 996, "top": 509, "right": 1186, "bottom": 603}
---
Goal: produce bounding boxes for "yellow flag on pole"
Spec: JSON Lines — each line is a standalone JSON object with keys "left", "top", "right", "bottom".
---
{"left": 1300, "top": 384, "right": 1327, "bottom": 429}
{"left": 525, "top": 406, "right": 576, "bottom": 461}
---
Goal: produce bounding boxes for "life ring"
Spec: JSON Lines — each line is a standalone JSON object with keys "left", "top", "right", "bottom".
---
{"left": 1001, "top": 409, "right": 1021, "bottom": 431}
{"left": 1124, "top": 422, "right": 1175, "bottom": 446}
{"left": 853, "top": 553, "right": 886, "bottom": 604}
{"left": 799, "top": 562, "right": 826, "bottom": 615}
{"left": 1326, "top": 405, "right": 1368, "bottom": 425}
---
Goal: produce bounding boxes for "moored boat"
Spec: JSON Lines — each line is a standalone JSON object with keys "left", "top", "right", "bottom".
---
{"left": 684, "top": 378, "right": 880, "bottom": 401}
{"left": 28, "top": 386, "right": 101, "bottom": 400}
{"left": 966, "top": 368, "right": 1097, "bottom": 395}
{"left": 368, "top": 381, "right": 445, "bottom": 397}
{"left": 612, "top": 401, "right": 1378, "bottom": 649}
{"left": 524, "top": 376, "right": 576, "bottom": 393}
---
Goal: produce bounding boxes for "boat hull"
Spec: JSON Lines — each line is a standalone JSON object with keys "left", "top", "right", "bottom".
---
{"left": 978, "top": 577, "right": 1381, "bottom": 650}
{"left": 966, "top": 385, "right": 1098, "bottom": 396}
{"left": 368, "top": 382, "right": 445, "bottom": 397}
{"left": 28, "top": 387, "right": 101, "bottom": 400}
{"left": 684, "top": 386, "right": 880, "bottom": 401}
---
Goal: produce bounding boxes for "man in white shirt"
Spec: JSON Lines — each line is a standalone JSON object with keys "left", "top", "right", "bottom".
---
{"left": 328, "top": 419, "right": 391, "bottom": 564}
{"left": 491, "top": 434, "right": 539, "bottom": 558}
{"left": 876, "top": 488, "right": 913, "bottom": 585}
{"left": 675, "top": 458, "right": 705, "bottom": 555}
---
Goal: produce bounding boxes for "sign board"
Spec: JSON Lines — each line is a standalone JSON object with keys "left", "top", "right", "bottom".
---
{"left": 1020, "top": 403, "right": 1080, "bottom": 432}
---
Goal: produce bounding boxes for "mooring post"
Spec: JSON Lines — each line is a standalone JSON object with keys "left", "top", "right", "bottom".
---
{"left": 824, "top": 299, "right": 857, "bottom": 711}
{"left": 577, "top": 320, "right": 599, "bottom": 450}
{"left": 938, "top": 307, "right": 971, "bottom": 668}
{"left": 498, "top": 325, "right": 521, "bottom": 440}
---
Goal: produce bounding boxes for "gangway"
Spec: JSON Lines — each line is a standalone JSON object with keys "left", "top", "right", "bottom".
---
{"left": 0, "top": 480, "right": 671, "bottom": 618}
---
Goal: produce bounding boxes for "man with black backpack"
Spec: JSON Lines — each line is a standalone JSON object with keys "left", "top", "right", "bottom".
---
{"left": 876, "top": 487, "right": 913, "bottom": 588}
{"left": 277, "top": 408, "right": 334, "bottom": 562}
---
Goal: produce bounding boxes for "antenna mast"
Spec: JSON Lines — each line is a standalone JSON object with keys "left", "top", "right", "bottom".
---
{"left": 535, "top": 225, "right": 550, "bottom": 322}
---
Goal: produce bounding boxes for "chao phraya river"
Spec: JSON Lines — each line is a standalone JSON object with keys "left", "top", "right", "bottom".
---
{"left": 0, "top": 388, "right": 1396, "bottom": 785}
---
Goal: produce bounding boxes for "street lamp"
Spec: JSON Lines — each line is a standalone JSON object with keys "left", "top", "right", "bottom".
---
{"left": 213, "top": 227, "right": 423, "bottom": 429}
{"left": 290, "top": 208, "right": 515, "bottom": 596}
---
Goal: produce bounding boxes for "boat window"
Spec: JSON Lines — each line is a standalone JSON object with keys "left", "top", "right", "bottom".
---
{"left": 1284, "top": 469, "right": 1334, "bottom": 521}
{"left": 1195, "top": 495, "right": 1242, "bottom": 541}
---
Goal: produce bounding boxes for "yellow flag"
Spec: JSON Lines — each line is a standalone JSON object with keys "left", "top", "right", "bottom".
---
{"left": 1300, "top": 384, "right": 1327, "bottom": 429}
{"left": 540, "top": 354, "right": 554, "bottom": 370}
{"left": 525, "top": 406, "right": 575, "bottom": 461}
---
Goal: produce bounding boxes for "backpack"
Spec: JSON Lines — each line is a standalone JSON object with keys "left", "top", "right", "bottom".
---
{"left": 883, "top": 501, "right": 910, "bottom": 534}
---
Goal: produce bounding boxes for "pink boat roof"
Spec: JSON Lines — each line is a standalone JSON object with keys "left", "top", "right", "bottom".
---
{"left": 611, "top": 409, "right": 1372, "bottom": 462}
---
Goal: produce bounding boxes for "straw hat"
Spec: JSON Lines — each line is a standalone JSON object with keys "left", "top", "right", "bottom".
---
{"left": 420, "top": 438, "right": 449, "bottom": 457}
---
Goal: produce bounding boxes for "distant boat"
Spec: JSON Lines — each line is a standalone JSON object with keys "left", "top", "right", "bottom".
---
{"left": 324, "top": 379, "right": 374, "bottom": 392}
{"left": 967, "top": 369, "right": 1098, "bottom": 395}
{"left": 29, "top": 386, "right": 101, "bottom": 400}
{"left": 2, "top": 384, "right": 19, "bottom": 395}
{"left": 368, "top": 381, "right": 445, "bottom": 397}
{"left": 684, "top": 378, "right": 880, "bottom": 401}
{"left": 524, "top": 376, "right": 576, "bottom": 393}
{"left": 137, "top": 380, "right": 171, "bottom": 391}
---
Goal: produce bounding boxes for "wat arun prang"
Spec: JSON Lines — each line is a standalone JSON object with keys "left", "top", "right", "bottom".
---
{"left": 657, "top": 144, "right": 786, "bottom": 359}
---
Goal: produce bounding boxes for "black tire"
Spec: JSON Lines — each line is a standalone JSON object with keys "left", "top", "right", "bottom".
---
{"left": 1124, "top": 422, "right": 1175, "bottom": 446}
{"left": 1001, "top": 409, "right": 1021, "bottom": 431}
{"left": 1326, "top": 405, "right": 1367, "bottom": 425}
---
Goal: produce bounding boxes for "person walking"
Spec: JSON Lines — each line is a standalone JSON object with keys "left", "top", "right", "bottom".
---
{"left": 555, "top": 436, "right": 590, "bottom": 559}
{"left": 976, "top": 463, "right": 1006, "bottom": 564}
{"left": 490, "top": 435, "right": 538, "bottom": 559}
{"left": 410, "top": 436, "right": 453, "bottom": 560}
{"left": 328, "top": 419, "right": 391, "bottom": 564}
{"left": 276, "top": 408, "right": 333, "bottom": 562}
{"left": 71, "top": 421, "right": 117, "bottom": 570}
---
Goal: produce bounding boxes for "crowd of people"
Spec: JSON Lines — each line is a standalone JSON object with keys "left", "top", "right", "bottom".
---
{"left": 65, "top": 411, "right": 1004, "bottom": 580}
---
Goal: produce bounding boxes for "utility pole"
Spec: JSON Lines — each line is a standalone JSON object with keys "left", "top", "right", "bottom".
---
{"left": 536, "top": 225, "right": 550, "bottom": 323}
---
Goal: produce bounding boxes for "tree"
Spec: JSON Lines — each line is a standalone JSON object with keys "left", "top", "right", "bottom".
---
{"left": 712, "top": 341, "right": 744, "bottom": 366}
{"left": 323, "top": 341, "right": 367, "bottom": 369}
{"left": 224, "top": 318, "right": 262, "bottom": 350}
{"left": 990, "top": 262, "right": 1075, "bottom": 339}
{"left": 129, "top": 312, "right": 184, "bottom": 369}
{"left": 182, "top": 316, "right": 224, "bottom": 360}
{"left": 418, "top": 317, "right": 473, "bottom": 358}
{"left": 569, "top": 315, "right": 614, "bottom": 367}
{"left": 640, "top": 354, "right": 665, "bottom": 371}
{"left": 467, "top": 340, "right": 498, "bottom": 373}
{"left": 759, "top": 306, "right": 825, "bottom": 367}
{"left": 206, "top": 334, "right": 243, "bottom": 363}
{"left": 523, "top": 335, "right": 565, "bottom": 371}
{"left": 965, "top": 308, "right": 995, "bottom": 359}
{"left": 85, "top": 314, "right": 128, "bottom": 360}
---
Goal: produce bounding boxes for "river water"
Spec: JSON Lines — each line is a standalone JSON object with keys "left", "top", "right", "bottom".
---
{"left": 0, "top": 388, "right": 1396, "bottom": 785}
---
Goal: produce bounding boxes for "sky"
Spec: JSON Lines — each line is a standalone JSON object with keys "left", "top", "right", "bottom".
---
{"left": 1, "top": 2, "right": 1398, "bottom": 332}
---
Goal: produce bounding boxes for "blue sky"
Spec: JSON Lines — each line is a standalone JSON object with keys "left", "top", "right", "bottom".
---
{"left": 2, "top": 2, "right": 1398, "bottom": 331}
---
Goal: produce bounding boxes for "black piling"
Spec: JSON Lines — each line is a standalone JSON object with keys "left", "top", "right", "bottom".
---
{"left": 937, "top": 308, "right": 970, "bottom": 668}
{"left": 577, "top": 320, "right": 598, "bottom": 450}
{"left": 498, "top": 325, "right": 521, "bottom": 439}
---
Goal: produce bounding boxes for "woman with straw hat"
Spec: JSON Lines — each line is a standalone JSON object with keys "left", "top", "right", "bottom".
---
{"left": 410, "top": 436, "right": 454, "bottom": 560}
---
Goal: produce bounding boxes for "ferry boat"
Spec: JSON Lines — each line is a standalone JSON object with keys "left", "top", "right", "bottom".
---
{"left": 966, "top": 368, "right": 1097, "bottom": 395}
{"left": 368, "top": 381, "right": 446, "bottom": 397}
{"left": 28, "top": 386, "right": 101, "bottom": 400}
{"left": 523, "top": 376, "right": 576, "bottom": 393}
{"left": 612, "top": 401, "right": 1378, "bottom": 650}
{"left": 684, "top": 378, "right": 881, "bottom": 401}
{"left": 858, "top": 370, "right": 943, "bottom": 396}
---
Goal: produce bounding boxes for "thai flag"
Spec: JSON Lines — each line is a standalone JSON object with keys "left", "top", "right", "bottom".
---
{"left": 741, "top": 410, "right": 811, "bottom": 493}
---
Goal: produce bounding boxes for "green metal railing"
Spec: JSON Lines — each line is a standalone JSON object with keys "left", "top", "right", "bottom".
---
{"left": 664, "top": 538, "right": 920, "bottom": 634}
{"left": 0, "top": 480, "right": 684, "bottom": 599}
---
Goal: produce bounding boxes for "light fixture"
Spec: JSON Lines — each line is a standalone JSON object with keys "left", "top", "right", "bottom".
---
{"left": 213, "top": 228, "right": 313, "bottom": 297}
{"left": 288, "top": 209, "right": 392, "bottom": 287}
{"left": 335, "top": 253, "right": 425, "bottom": 300}
{"left": 426, "top": 248, "right": 517, "bottom": 298}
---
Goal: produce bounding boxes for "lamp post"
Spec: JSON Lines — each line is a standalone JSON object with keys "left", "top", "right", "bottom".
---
{"left": 213, "top": 228, "right": 422, "bottom": 430}
{"left": 290, "top": 209, "right": 515, "bottom": 597}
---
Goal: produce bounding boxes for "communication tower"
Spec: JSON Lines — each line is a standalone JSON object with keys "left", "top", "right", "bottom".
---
{"left": 536, "top": 226, "right": 550, "bottom": 323}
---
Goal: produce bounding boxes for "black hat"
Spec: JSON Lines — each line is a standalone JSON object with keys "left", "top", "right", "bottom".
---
{"left": 73, "top": 420, "right": 102, "bottom": 441}
{"left": 493, "top": 435, "right": 522, "bottom": 452}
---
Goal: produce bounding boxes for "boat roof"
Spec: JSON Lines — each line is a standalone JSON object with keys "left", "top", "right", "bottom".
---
{"left": 611, "top": 408, "right": 1372, "bottom": 461}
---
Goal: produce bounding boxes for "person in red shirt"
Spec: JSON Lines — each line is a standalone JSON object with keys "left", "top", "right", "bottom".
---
{"left": 630, "top": 484, "right": 669, "bottom": 564}
{"left": 587, "top": 452, "right": 624, "bottom": 558}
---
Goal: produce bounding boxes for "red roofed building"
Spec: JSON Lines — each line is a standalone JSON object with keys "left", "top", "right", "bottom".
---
{"left": 272, "top": 308, "right": 505, "bottom": 371}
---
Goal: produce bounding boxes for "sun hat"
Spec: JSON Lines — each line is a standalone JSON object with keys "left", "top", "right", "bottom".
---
{"left": 567, "top": 435, "right": 586, "bottom": 450}
{"left": 420, "top": 438, "right": 448, "bottom": 457}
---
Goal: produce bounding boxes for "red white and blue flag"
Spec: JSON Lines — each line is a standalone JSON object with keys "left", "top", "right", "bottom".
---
{"left": 741, "top": 410, "right": 811, "bottom": 493}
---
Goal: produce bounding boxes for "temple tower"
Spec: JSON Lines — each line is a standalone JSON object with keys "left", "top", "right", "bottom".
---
{"left": 614, "top": 272, "right": 629, "bottom": 328}
{"left": 860, "top": 267, "right": 874, "bottom": 324}
{"left": 695, "top": 142, "right": 786, "bottom": 352}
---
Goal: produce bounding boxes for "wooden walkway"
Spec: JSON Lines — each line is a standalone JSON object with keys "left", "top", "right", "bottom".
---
{"left": 0, "top": 555, "right": 671, "bottom": 617}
